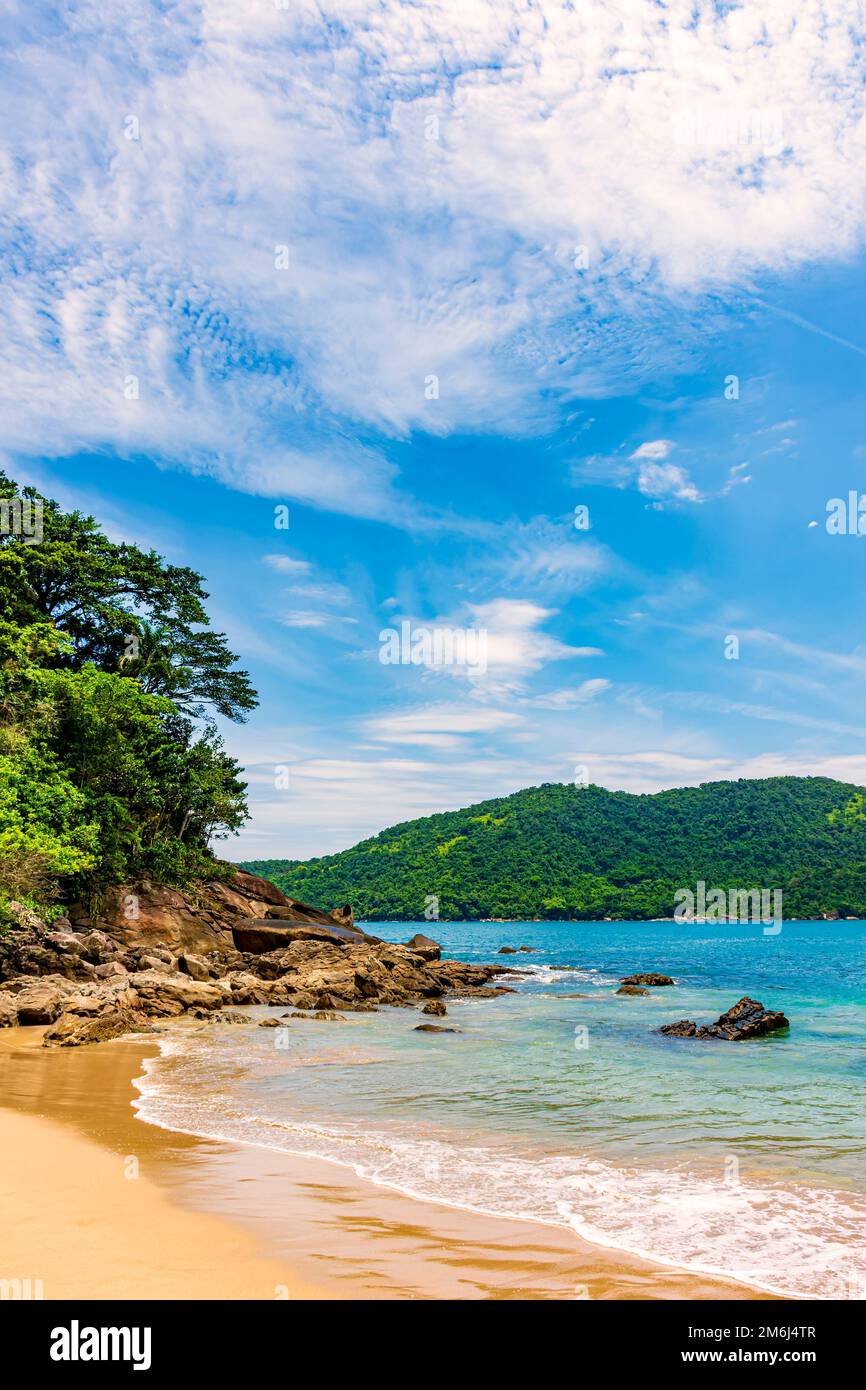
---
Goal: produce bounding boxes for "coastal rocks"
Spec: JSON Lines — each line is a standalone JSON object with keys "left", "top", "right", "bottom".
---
{"left": 43, "top": 1007, "right": 153, "bottom": 1047}
{"left": 616, "top": 985, "right": 650, "bottom": 996}
{"left": 0, "top": 993, "right": 18, "bottom": 1026}
{"left": 65, "top": 869, "right": 300, "bottom": 957}
{"left": 405, "top": 933, "right": 441, "bottom": 961}
{"left": 497, "top": 946, "right": 518, "bottom": 954}
{"left": 264, "top": 899, "right": 356, "bottom": 933}
{"left": 230, "top": 920, "right": 364, "bottom": 954}
{"left": 660, "top": 996, "right": 790, "bottom": 1042}
{"left": 231, "top": 869, "right": 288, "bottom": 906}
{"left": 7, "top": 977, "right": 74, "bottom": 1024}
{"left": 620, "top": 973, "right": 675, "bottom": 987}
{"left": 177, "top": 952, "right": 212, "bottom": 982}
{"left": 128, "top": 969, "right": 224, "bottom": 1016}
{"left": 659, "top": 1019, "right": 698, "bottom": 1037}
{"left": 0, "top": 872, "right": 512, "bottom": 1045}
{"left": 414, "top": 1023, "right": 460, "bottom": 1033}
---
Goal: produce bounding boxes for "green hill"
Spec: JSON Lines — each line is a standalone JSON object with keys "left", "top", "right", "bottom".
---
{"left": 240, "top": 776, "right": 866, "bottom": 921}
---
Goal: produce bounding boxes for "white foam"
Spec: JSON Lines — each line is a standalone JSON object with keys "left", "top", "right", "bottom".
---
{"left": 133, "top": 1035, "right": 866, "bottom": 1300}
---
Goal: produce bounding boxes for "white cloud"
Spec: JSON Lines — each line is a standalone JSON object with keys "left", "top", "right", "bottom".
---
{"left": 630, "top": 440, "right": 673, "bottom": 461}
{"left": 5, "top": 1, "right": 866, "bottom": 509}
{"left": 534, "top": 678, "right": 611, "bottom": 708}
{"left": 637, "top": 460, "right": 703, "bottom": 503}
{"left": 263, "top": 555, "right": 312, "bottom": 575}
{"left": 363, "top": 703, "right": 522, "bottom": 748}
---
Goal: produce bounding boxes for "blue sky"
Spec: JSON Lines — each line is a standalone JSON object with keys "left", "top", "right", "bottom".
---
{"left": 4, "top": 2, "right": 866, "bottom": 857}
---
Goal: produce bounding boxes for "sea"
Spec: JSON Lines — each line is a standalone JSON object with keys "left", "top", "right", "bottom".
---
{"left": 133, "top": 918, "right": 866, "bottom": 1299}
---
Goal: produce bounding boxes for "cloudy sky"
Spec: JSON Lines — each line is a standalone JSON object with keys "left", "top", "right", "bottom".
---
{"left": 4, "top": 0, "right": 866, "bottom": 858}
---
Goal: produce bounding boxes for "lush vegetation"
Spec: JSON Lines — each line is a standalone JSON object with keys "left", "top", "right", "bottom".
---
{"left": 0, "top": 471, "right": 254, "bottom": 921}
{"left": 243, "top": 776, "right": 866, "bottom": 921}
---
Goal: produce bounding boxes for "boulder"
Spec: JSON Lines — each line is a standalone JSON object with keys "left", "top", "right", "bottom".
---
{"left": 658, "top": 1019, "right": 697, "bottom": 1038}
{"left": 43, "top": 1007, "right": 153, "bottom": 1048}
{"left": 11, "top": 978, "right": 73, "bottom": 1024}
{"left": 616, "top": 984, "right": 650, "bottom": 996}
{"left": 93, "top": 961, "right": 128, "bottom": 980}
{"left": 405, "top": 933, "right": 441, "bottom": 962}
{"left": 231, "top": 920, "right": 364, "bottom": 953}
{"left": 265, "top": 900, "right": 357, "bottom": 933}
{"left": 422, "top": 999, "right": 447, "bottom": 1016}
{"left": 231, "top": 870, "right": 288, "bottom": 906}
{"left": 177, "top": 952, "right": 211, "bottom": 982}
{"left": 660, "top": 997, "right": 789, "bottom": 1041}
{"left": 518, "top": 946, "right": 538, "bottom": 953}
{"left": 497, "top": 946, "right": 518, "bottom": 954}
{"left": 44, "top": 930, "right": 85, "bottom": 955}
{"left": 620, "top": 973, "right": 675, "bottom": 987}
{"left": 414, "top": 1023, "right": 461, "bottom": 1033}
{"left": 129, "top": 969, "right": 223, "bottom": 1017}
{"left": 0, "top": 993, "right": 18, "bottom": 1027}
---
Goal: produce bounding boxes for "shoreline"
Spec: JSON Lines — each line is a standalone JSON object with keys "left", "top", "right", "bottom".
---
{"left": 0, "top": 1027, "right": 775, "bottom": 1300}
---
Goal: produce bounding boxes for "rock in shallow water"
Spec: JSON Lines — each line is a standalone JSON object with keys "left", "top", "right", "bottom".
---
{"left": 660, "top": 996, "right": 789, "bottom": 1041}
{"left": 620, "top": 972, "right": 675, "bottom": 987}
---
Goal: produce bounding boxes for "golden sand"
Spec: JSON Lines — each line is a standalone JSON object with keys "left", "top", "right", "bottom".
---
{"left": 0, "top": 1028, "right": 773, "bottom": 1300}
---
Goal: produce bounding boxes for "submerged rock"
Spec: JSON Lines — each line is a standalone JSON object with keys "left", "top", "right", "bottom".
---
{"left": 422, "top": 999, "right": 447, "bottom": 1016}
{"left": 414, "top": 1023, "right": 461, "bottom": 1033}
{"left": 660, "top": 996, "right": 789, "bottom": 1041}
{"left": 616, "top": 984, "right": 650, "bottom": 996}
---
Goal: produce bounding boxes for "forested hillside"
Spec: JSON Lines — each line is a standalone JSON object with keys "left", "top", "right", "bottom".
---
{"left": 0, "top": 471, "right": 254, "bottom": 922}
{"left": 242, "top": 777, "right": 866, "bottom": 920}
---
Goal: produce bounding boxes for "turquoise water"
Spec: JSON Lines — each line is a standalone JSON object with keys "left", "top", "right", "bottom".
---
{"left": 135, "top": 920, "right": 866, "bottom": 1298}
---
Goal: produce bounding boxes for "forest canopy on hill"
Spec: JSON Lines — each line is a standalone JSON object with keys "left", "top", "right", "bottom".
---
{"left": 242, "top": 777, "right": 866, "bottom": 921}
{"left": 0, "top": 471, "right": 255, "bottom": 922}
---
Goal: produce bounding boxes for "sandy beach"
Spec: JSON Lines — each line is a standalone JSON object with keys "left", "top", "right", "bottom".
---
{"left": 0, "top": 1027, "right": 774, "bottom": 1301}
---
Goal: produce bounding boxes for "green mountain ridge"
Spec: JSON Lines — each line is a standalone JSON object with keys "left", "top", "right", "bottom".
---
{"left": 240, "top": 776, "right": 866, "bottom": 921}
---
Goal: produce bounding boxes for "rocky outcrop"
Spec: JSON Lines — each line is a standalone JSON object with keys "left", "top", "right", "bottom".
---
{"left": 33, "top": 871, "right": 362, "bottom": 961}
{"left": 616, "top": 984, "right": 649, "bottom": 996}
{"left": 0, "top": 880, "right": 514, "bottom": 1046}
{"left": 660, "top": 996, "right": 789, "bottom": 1041}
{"left": 231, "top": 920, "right": 365, "bottom": 953}
{"left": 620, "top": 973, "right": 675, "bottom": 986}
{"left": 405, "top": 933, "right": 441, "bottom": 961}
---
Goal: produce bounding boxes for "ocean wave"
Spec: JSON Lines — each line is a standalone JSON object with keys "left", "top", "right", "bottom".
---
{"left": 133, "top": 1035, "right": 866, "bottom": 1300}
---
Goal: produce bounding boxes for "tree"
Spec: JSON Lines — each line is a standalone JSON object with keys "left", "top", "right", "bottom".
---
{"left": 0, "top": 471, "right": 257, "bottom": 722}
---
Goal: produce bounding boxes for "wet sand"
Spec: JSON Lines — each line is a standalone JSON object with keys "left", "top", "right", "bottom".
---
{"left": 0, "top": 1028, "right": 774, "bottom": 1300}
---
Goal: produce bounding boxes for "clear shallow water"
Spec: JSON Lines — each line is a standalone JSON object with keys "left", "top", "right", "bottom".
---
{"left": 134, "top": 920, "right": 866, "bottom": 1298}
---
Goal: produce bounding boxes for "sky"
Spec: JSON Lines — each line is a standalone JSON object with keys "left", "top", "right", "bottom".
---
{"left": 3, "top": 0, "right": 866, "bottom": 859}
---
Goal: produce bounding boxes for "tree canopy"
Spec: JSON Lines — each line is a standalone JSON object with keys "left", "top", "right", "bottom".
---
{"left": 0, "top": 472, "right": 254, "bottom": 917}
{"left": 0, "top": 471, "right": 257, "bottom": 722}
